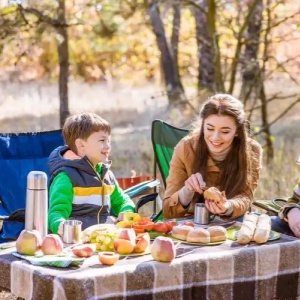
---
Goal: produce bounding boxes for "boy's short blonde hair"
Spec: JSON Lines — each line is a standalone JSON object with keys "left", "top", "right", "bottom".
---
{"left": 63, "top": 113, "right": 111, "bottom": 153}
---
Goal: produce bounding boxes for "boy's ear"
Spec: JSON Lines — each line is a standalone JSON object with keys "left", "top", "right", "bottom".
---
{"left": 74, "top": 138, "right": 85, "bottom": 152}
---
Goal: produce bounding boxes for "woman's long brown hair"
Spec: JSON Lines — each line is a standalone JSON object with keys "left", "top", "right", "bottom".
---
{"left": 191, "top": 94, "right": 250, "bottom": 199}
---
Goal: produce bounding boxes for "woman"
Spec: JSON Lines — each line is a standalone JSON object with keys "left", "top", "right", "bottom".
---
{"left": 163, "top": 94, "right": 263, "bottom": 220}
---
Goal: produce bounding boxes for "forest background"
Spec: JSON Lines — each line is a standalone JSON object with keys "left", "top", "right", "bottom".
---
{"left": 0, "top": 0, "right": 300, "bottom": 204}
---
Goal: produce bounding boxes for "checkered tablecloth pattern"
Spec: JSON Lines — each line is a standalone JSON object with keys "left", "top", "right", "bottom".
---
{"left": 0, "top": 231, "right": 298, "bottom": 300}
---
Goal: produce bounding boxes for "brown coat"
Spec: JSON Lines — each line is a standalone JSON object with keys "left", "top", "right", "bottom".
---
{"left": 163, "top": 135, "right": 263, "bottom": 219}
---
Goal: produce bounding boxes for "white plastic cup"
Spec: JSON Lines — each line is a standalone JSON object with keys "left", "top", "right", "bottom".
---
{"left": 62, "top": 220, "right": 82, "bottom": 244}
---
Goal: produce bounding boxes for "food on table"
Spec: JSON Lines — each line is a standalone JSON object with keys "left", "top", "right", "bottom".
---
{"left": 41, "top": 234, "right": 63, "bottom": 255}
{"left": 82, "top": 224, "right": 119, "bottom": 243}
{"left": 203, "top": 187, "right": 224, "bottom": 203}
{"left": 114, "top": 228, "right": 136, "bottom": 255}
{"left": 72, "top": 244, "right": 95, "bottom": 258}
{"left": 116, "top": 213, "right": 142, "bottom": 228}
{"left": 172, "top": 225, "right": 194, "bottom": 240}
{"left": 182, "top": 221, "right": 195, "bottom": 227}
{"left": 186, "top": 228, "right": 210, "bottom": 243}
{"left": 16, "top": 229, "right": 42, "bottom": 256}
{"left": 237, "top": 213, "right": 258, "bottom": 244}
{"left": 207, "top": 226, "right": 227, "bottom": 242}
{"left": 253, "top": 214, "right": 271, "bottom": 244}
{"left": 134, "top": 232, "right": 150, "bottom": 253}
{"left": 172, "top": 225, "right": 227, "bottom": 243}
{"left": 98, "top": 252, "right": 120, "bottom": 265}
{"left": 151, "top": 236, "right": 176, "bottom": 262}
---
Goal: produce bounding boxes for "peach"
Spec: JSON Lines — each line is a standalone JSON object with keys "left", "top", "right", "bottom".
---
{"left": 72, "top": 244, "right": 95, "bottom": 258}
{"left": 151, "top": 236, "right": 176, "bottom": 262}
{"left": 98, "top": 252, "right": 120, "bottom": 265}
{"left": 114, "top": 238, "right": 135, "bottom": 255}
{"left": 41, "top": 234, "right": 63, "bottom": 255}
{"left": 134, "top": 232, "right": 150, "bottom": 253}
{"left": 119, "top": 228, "right": 136, "bottom": 243}
{"left": 16, "top": 229, "right": 42, "bottom": 256}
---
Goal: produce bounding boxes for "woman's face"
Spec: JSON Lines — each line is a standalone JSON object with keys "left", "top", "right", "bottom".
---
{"left": 203, "top": 114, "right": 237, "bottom": 154}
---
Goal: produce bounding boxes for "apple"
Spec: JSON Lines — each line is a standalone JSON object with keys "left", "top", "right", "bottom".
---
{"left": 114, "top": 238, "right": 135, "bottom": 255}
{"left": 98, "top": 252, "right": 120, "bottom": 265}
{"left": 151, "top": 236, "right": 176, "bottom": 262}
{"left": 16, "top": 229, "right": 42, "bottom": 256}
{"left": 119, "top": 228, "right": 136, "bottom": 243}
{"left": 72, "top": 244, "right": 95, "bottom": 258}
{"left": 41, "top": 234, "right": 63, "bottom": 255}
{"left": 134, "top": 232, "right": 150, "bottom": 253}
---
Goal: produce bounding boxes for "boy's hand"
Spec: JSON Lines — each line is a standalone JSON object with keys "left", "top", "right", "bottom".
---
{"left": 116, "top": 212, "right": 125, "bottom": 223}
{"left": 58, "top": 222, "right": 64, "bottom": 236}
{"left": 288, "top": 207, "right": 300, "bottom": 237}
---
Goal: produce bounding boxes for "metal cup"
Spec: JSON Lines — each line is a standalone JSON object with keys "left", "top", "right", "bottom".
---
{"left": 194, "top": 203, "right": 215, "bottom": 225}
{"left": 62, "top": 220, "right": 82, "bottom": 244}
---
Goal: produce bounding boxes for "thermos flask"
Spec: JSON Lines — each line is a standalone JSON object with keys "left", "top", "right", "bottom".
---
{"left": 25, "top": 171, "right": 48, "bottom": 239}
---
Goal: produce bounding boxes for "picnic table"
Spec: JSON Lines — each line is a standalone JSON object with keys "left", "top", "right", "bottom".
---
{"left": 0, "top": 220, "right": 300, "bottom": 300}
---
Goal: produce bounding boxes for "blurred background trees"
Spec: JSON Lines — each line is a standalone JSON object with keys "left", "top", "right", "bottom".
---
{"left": 0, "top": 0, "right": 299, "bottom": 163}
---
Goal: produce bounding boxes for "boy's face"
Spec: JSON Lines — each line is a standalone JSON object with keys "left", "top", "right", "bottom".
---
{"left": 76, "top": 130, "right": 111, "bottom": 165}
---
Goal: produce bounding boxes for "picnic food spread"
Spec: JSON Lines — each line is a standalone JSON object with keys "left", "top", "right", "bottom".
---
{"left": 172, "top": 225, "right": 227, "bottom": 243}
{"left": 237, "top": 213, "right": 271, "bottom": 244}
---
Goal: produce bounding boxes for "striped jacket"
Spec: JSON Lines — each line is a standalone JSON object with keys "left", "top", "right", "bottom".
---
{"left": 279, "top": 178, "right": 300, "bottom": 221}
{"left": 48, "top": 146, "right": 135, "bottom": 233}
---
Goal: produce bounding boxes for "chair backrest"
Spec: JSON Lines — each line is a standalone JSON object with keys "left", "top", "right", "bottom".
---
{"left": 151, "top": 120, "right": 189, "bottom": 188}
{"left": 0, "top": 130, "right": 64, "bottom": 241}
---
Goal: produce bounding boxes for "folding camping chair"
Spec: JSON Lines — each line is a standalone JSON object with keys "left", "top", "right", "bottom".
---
{"left": 0, "top": 130, "right": 64, "bottom": 242}
{"left": 0, "top": 129, "right": 160, "bottom": 242}
{"left": 148, "top": 119, "right": 285, "bottom": 220}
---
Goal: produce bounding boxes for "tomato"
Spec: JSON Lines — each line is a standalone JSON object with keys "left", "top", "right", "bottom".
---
{"left": 182, "top": 221, "right": 195, "bottom": 227}
{"left": 133, "top": 222, "right": 154, "bottom": 232}
{"left": 153, "top": 222, "right": 169, "bottom": 234}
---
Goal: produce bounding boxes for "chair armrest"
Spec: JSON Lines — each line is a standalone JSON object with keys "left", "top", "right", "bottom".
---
{"left": 0, "top": 204, "right": 9, "bottom": 221}
{"left": 124, "top": 179, "right": 160, "bottom": 199}
{"left": 135, "top": 193, "right": 158, "bottom": 212}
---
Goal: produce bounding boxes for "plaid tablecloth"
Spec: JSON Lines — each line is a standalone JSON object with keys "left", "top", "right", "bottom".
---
{"left": 0, "top": 230, "right": 300, "bottom": 300}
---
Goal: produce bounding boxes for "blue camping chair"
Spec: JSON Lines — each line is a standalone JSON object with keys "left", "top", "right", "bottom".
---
{"left": 0, "top": 129, "right": 160, "bottom": 242}
{"left": 0, "top": 130, "right": 64, "bottom": 242}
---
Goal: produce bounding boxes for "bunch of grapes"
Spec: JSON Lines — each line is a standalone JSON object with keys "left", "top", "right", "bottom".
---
{"left": 90, "top": 230, "right": 120, "bottom": 252}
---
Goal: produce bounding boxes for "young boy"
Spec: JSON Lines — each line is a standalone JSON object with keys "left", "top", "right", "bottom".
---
{"left": 48, "top": 112, "right": 135, "bottom": 234}
{"left": 272, "top": 153, "right": 300, "bottom": 237}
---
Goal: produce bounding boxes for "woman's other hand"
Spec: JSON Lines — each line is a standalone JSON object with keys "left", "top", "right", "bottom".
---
{"left": 287, "top": 207, "right": 300, "bottom": 237}
{"left": 205, "top": 192, "right": 231, "bottom": 215}
{"left": 185, "top": 172, "right": 206, "bottom": 194}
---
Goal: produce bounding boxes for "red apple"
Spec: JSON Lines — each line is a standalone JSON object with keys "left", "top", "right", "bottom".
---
{"left": 16, "top": 229, "right": 42, "bottom": 256}
{"left": 134, "top": 232, "right": 150, "bottom": 253}
{"left": 41, "top": 234, "right": 63, "bottom": 255}
{"left": 98, "top": 252, "right": 119, "bottom": 265}
{"left": 72, "top": 244, "right": 95, "bottom": 258}
{"left": 151, "top": 236, "right": 176, "bottom": 262}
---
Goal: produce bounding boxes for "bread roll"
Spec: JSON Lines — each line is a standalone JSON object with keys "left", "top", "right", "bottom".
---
{"left": 207, "top": 226, "right": 227, "bottom": 242}
{"left": 237, "top": 213, "right": 258, "bottom": 245}
{"left": 253, "top": 214, "right": 271, "bottom": 244}
{"left": 203, "top": 187, "right": 224, "bottom": 203}
{"left": 186, "top": 228, "right": 210, "bottom": 243}
{"left": 172, "top": 225, "right": 193, "bottom": 241}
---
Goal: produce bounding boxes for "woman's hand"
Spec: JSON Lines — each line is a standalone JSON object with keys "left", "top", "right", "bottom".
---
{"left": 205, "top": 192, "right": 231, "bottom": 215}
{"left": 287, "top": 208, "right": 300, "bottom": 237}
{"left": 184, "top": 172, "right": 206, "bottom": 194}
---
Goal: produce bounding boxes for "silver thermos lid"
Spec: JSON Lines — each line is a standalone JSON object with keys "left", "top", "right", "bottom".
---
{"left": 27, "top": 171, "right": 47, "bottom": 190}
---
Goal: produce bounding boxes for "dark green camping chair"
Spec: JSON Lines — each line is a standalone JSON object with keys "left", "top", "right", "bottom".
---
{"left": 147, "top": 120, "right": 188, "bottom": 221}
{"left": 147, "top": 119, "right": 286, "bottom": 219}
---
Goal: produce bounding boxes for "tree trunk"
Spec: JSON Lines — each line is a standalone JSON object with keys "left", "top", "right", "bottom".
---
{"left": 56, "top": 0, "right": 69, "bottom": 127}
{"left": 148, "top": 1, "right": 185, "bottom": 103}
{"left": 240, "top": 0, "right": 263, "bottom": 105}
{"left": 193, "top": 1, "right": 215, "bottom": 92}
